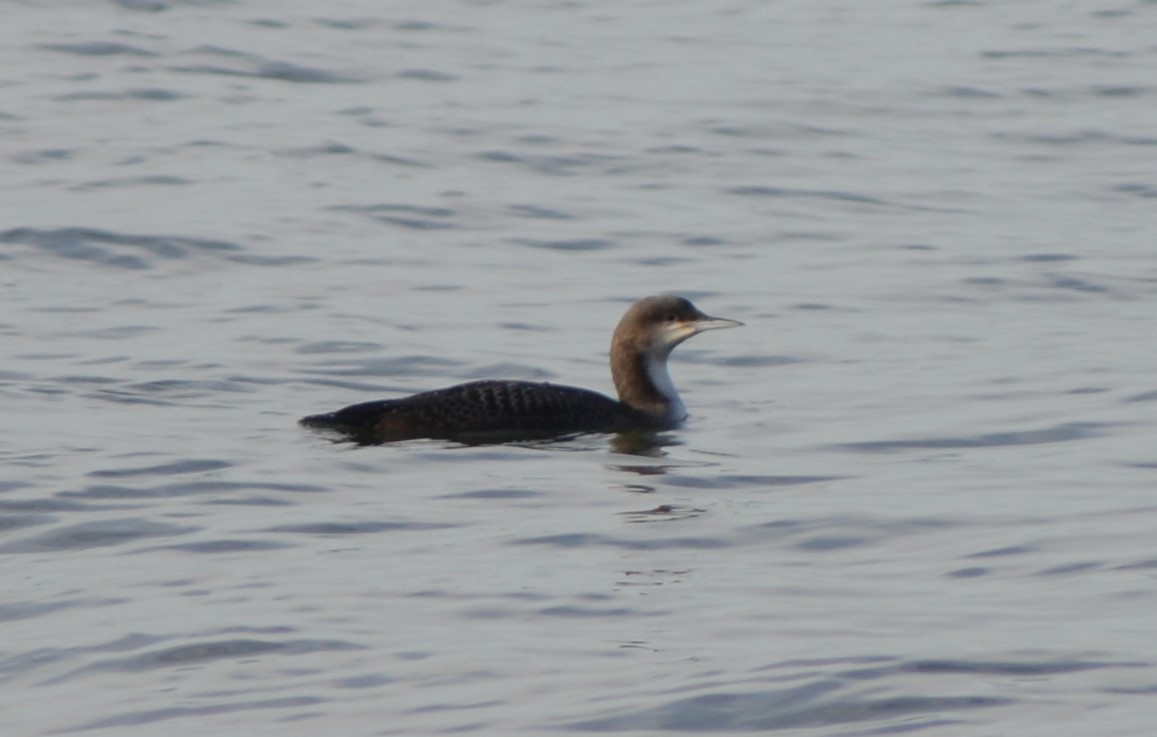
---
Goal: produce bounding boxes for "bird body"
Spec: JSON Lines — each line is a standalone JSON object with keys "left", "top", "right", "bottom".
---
{"left": 300, "top": 295, "right": 741, "bottom": 443}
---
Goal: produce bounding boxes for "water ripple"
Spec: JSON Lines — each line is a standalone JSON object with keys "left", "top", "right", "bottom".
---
{"left": 512, "top": 533, "right": 731, "bottom": 551}
{"left": 568, "top": 683, "right": 1008, "bottom": 732}
{"left": 266, "top": 521, "right": 457, "bottom": 535}
{"left": 0, "top": 227, "right": 244, "bottom": 270}
{"left": 69, "top": 696, "right": 327, "bottom": 730}
{"left": 836, "top": 422, "right": 1106, "bottom": 453}
{"left": 0, "top": 519, "right": 195, "bottom": 554}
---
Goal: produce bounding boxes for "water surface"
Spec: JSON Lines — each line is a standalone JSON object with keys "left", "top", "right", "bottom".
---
{"left": 3, "top": 1, "right": 1157, "bottom": 735}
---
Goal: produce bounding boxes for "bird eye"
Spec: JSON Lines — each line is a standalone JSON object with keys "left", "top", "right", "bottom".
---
{"left": 664, "top": 313, "right": 677, "bottom": 322}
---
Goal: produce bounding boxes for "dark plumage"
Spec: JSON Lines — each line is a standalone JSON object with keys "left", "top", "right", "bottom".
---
{"left": 300, "top": 295, "right": 742, "bottom": 443}
{"left": 301, "top": 380, "right": 651, "bottom": 443}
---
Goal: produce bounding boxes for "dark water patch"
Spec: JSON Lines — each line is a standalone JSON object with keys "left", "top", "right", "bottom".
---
{"left": 938, "top": 85, "right": 1002, "bottom": 98}
{"left": 748, "top": 517, "right": 958, "bottom": 550}
{"left": 662, "top": 474, "right": 837, "bottom": 490}
{"left": 836, "top": 421, "right": 1104, "bottom": 453}
{"left": 538, "top": 606, "right": 639, "bottom": 618}
{"left": 1124, "top": 390, "right": 1157, "bottom": 402}
{"left": 1038, "top": 561, "right": 1101, "bottom": 575}
{"left": 964, "top": 276, "right": 1004, "bottom": 287}
{"left": 152, "top": 539, "right": 294, "bottom": 553}
{"left": 947, "top": 566, "right": 989, "bottom": 578}
{"left": 283, "top": 141, "right": 356, "bottom": 156}
{"left": 492, "top": 322, "right": 542, "bottom": 332}
{"left": 1114, "top": 555, "right": 1157, "bottom": 570}
{"left": 229, "top": 253, "right": 316, "bottom": 266}
{"left": 335, "top": 673, "right": 396, "bottom": 688}
{"left": 477, "top": 150, "right": 621, "bottom": 176}
{"left": 968, "top": 545, "right": 1035, "bottom": 558}
{"left": 726, "top": 185, "right": 890, "bottom": 207}
{"left": 279, "top": 143, "right": 426, "bottom": 168}
{"left": 962, "top": 541, "right": 1036, "bottom": 557}
{"left": 982, "top": 47, "right": 1127, "bottom": 59}
{"left": 0, "top": 598, "right": 124, "bottom": 623}
{"left": 170, "top": 60, "right": 361, "bottom": 84}
{"left": 230, "top": 305, "right": 297, "bottom": 316}
{"left": 1022, "top": 252, "right": 1077, "bottom": 262}
{"left": 372, "top": 151, "right": 428, "bottom": 166}
{"left": 793, "top": 535, "right": 871, "bottom": 552}
{"left": 12, "top": 148, "right": 74, "bottom": 164}
{"left": 111, "top": 0, "right": 169, "bottom": 10}
{"left": 995, "top": 129, "right": 1157, "bottom": 147}
{"left": 188, "top": 44, "right": 254, "bottom": 60}
{"left": 64, "top": 325, "right": 154, "bottom": 341}
{"left": 314, "top": 17, "right": 381, "bottom": 30}
{"left": 566, "top": 681, "right": 1008, "bottom": 732}
{"left": 74, "top": 175, "right": 191, "bottom": 191}
{"left": 512, "top": 533, "right": 730, "bottom": 551}
{"left": 719, "top": 354, "right": 804, "bottom": 367}
{"left": 0, "top": 519, "right": 195, "bottom": 554}
{"left": 63, "top": 480, "right": 326, "bottom": 500}
{"left": 86, "top": 390, "right": 175, "bottom": 407}
{"left": 39, "top": 42, "right": 157, "bottom": 57}
{"left": 510, "top": 204, "right": 573, "bottom": 219}
{"left": 0, "top": 514, "right": 56, "bottom": 535}
{"left": 1106, "top": 684, "right": 1157, "bottom": 696}
{"left": 1093, "top": 85, "right": 1148, "bottom": 97}
{"left": 1113, "top": 182, "right": 1157, "bottom": 198}
{"left": 54, "top": 373, "right": 123, "bottom": 384}
{"left": 901, "top": 658, "right": 1125, "bottom": 677}
{"left": 59, "top": 637, "right": 363, "bottom": 679}
{"left": 331, "top": 203, "right": 456, "bottom": 229}
{"left": 1047, "top": 274, "right": 1109, "bottom": 293}
{"left": 90, "top": 379, "right": 254, "bottom": 404}
{"left": 296, "top": 340, "right": 382, "bottom": 355}
{"left": 88, "top": 459, "right": 231, "bottom": 478}
{"left": 620, "top": 483, "right": 655, "bottom": 493}
{"left": 635, "top": 256, "right": 688, "bottom": 266}
{"left": 68, "top": 696, "right": 326, "bottom": 731}
{"left": 205, "top": 495, "right": 293, "bottom": 507}
{"left": 300, "top": 355, "right": 463, "bottom": 378}
{"left": 0, "top": 227, "right": 246, "bottom": 270}
{"left": 0, "top": 498, "right": 116, "bottom": 513}
{"left": 60, "top": 483, "right": 262, "bottom": 501}
{"left": 619, "top": 504, "right": 705, "bottom": 523}
{"left": 267, "top": 521, "right": 457, "bottom": 535}
{"left": 121, "top": 377, "right": 246, "bottom": 395}
{"left": 396, "top": 20, "right": 443, "bottom": 31}
{"left": 248, "top": 17, "right": 289, "bottom": 28}
{"left": 514, "top": 238, "right": 614, "bottom": 252}
{"left": 398, "top": 68, "right": 457, "bottom": 82}
{"left": 517, "top": 134, "right": 557, "bottom": 145}
{"left": 479, "top": 150, "right": 521, "bottom": 163}
{"left": 681, "top": 235, "right": 729, "bottom": 247}
{"left": 439, "top": 489, "right": 544, "bottom": 500}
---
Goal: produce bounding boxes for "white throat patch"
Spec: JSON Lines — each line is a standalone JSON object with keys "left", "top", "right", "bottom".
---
{"left": 645, "top": 354, "right": 686, "bottom": 422}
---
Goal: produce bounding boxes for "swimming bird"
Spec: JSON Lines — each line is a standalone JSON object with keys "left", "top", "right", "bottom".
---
{"left": 300, "top": 295, "right": 742, "bottom": 443}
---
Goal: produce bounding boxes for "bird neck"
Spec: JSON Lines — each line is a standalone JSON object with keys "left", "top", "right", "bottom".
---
{"left": 611, "top": 344, "right": 686, "bottom": 423}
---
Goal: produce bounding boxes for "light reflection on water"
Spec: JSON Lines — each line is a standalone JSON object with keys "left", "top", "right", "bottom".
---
{"left": 2, "top": 1, "right": 1157, "bottom": 735}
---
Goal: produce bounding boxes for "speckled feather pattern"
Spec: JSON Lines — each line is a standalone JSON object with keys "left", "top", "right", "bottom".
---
{"left": 301, "top": 379, "right": 652, "bottom": 441}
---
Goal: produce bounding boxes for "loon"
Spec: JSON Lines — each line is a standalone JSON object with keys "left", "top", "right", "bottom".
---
{"left": 300, "top": 295, "right": 742, "bottom": 443}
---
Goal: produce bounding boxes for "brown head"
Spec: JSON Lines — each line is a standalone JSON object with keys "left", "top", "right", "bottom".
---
{"left": 609, "top": 295, "right": 743, "bottom": 419}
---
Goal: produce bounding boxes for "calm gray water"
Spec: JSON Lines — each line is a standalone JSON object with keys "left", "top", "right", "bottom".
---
{"left": 3, "top": 1, "right": 1157, "bottom": 734}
